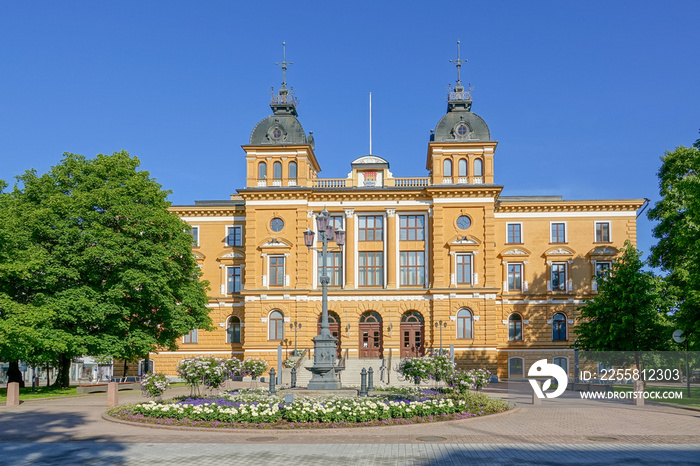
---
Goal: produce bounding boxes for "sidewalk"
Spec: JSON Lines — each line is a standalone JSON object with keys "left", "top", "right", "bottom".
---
{"left": 2, "top": 382, "right": 699, "bottom": 446}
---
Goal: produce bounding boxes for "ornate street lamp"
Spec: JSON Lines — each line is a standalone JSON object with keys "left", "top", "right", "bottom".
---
{"left": 304, "top": 208, "right": 345, "bottom": 389}
{"left": 290, "top": 321, "right": 302, "bottom": 356}
{"left": 435, "top": 320, "right": 447, "bottom": 354}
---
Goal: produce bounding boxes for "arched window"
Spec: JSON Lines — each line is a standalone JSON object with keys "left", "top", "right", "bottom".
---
{"left": 474, "top": 158, "right": 483, "bottom": 176}
{"left": 456, "top": 309, "right": 473, "bottom": 339}
{"left": 508, "top": 313, "right": 523, "bottom": 341}
{"left": 258, "top": 162, "right": 267, "bottom": 180}
{"left": 273, "top": 161, "right": 282, "bottom": 180}
{"left": 553, "top": 356, "right": 568, "bottom": 375}
{"left": 443, "top": 159, "right": 453, "bottom": 177}
{"left": 227, "top": 316, "right": 241, "bottom": 344}
{"left": 289, "top": 161, "right": 297, "bottom": 179}
{"left": 269, "top": 310, "right": 284, "bottom": 340}
{"left": 401, "top": 310, "right": 423, "bottom": 323}
{"left": 458, "top": 158, "right": 468, "bottom": 177}
{"left": 552, "top": 313, "right": 567, "bottom": 341}
{"left": 508, "top": 357, "right": 524, "bottom": 378}
{"left": 360, "top": 311, "right": 382, "bottom": 323}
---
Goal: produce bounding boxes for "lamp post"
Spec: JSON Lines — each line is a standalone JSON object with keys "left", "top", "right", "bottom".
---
{"left": 435, "top": 320, "right": 447, "bottom": 354}
{"left": 290, "top": 321, "right": 302, "bottom": 356}
{"left": 303, "top": 208, "right": 346, "bottom": 389}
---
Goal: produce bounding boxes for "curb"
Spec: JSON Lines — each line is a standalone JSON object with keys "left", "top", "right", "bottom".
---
{"left": 101, "top": 406, "right": 520, "bottom": 433}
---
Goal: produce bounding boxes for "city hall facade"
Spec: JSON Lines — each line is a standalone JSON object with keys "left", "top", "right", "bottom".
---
{"left": 149, "top": 69, "right": 643, "bottom": 381}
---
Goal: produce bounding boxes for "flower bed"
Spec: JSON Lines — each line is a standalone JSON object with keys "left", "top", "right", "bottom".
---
{"left": 107, "top": 389, "right": 510, "bottom": 429}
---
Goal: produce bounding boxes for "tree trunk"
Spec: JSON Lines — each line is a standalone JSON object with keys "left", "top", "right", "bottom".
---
{"left": 123, "top": 360, "right": 128, "bottom": 378}
{"left": 52, "top": 354, "right": 71, "bottom": 388}
{"left": 46, "top": 363, "right": 50, "bottom": 387}
{"left": 7, "top": 360, "right": 25, "bottom": 388}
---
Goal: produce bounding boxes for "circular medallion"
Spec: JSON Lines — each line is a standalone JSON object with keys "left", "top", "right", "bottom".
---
{"left": 457, "top": 124, "right": 468, "bottom": 136}
{"left": 271, "top": 128, "right": 282, "bottom": 140}
{"left": 457, "top": 215, "right": 471, "bottom": 230}
{"left": 270, "top": 217, "right": 284, "bottom": 232}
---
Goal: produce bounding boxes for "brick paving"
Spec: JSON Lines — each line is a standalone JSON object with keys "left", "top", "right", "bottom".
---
{"left": 1, "top": 383, "right": 699, "bottom": 464}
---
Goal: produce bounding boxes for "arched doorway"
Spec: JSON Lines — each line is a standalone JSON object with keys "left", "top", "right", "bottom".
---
{"left": 359, "top": 311, "right": 383, "bottom": 358}
{"left": 400, "top": 311, "right": 425, "bottom": 357}
{"left": 317, "top": 311, "right": 342, "bottom": 359}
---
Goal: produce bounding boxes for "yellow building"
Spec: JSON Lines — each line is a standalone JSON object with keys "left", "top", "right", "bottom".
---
{"left": 150, "top": 63, "right": 644, "bottom": 381}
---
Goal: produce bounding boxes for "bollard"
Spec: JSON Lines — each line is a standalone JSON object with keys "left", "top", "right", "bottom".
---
{"left": 359, "top": 368, "right": 368, "bottom": 397}
{"left": 367, "top": 367, "right": 374, "bottom": 391}
{"left": 269, "top": 368, "right": 276, "bottom": 395}
{"left": 107, "top": 382, "right": 119, "bottom": 407}
{"left": 531, "top": 389, "right": 541, "bottom": 405}
{"left": 291, "top": 367, "right": 297, "bottom": 388}
{"left": 6, "top": 382, "right": 20, "bottom": 406}
{"left": 633, "top": 379, "right": 645, "bottom": 406}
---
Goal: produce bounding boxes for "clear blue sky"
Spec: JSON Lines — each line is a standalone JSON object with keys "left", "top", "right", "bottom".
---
{"left": 2, "top": 2, "right": 699, "bottom": 260}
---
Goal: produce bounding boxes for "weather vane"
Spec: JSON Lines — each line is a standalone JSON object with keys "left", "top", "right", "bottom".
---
{"left": 449, "top": 40, "right": 467, "bottom": 86}
{"left": 275, "top": 42, "right": 293, "bottom": 89}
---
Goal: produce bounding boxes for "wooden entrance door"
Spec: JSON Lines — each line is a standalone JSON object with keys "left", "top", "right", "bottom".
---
{"left": 358, "top": 311, "right": 383, "bottom": 358}
{"left": 400, "top": 311, "right": 425, "bottom": 357}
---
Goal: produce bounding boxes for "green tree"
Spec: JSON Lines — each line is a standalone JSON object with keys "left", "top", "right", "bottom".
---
{"left": 648, "top": 140, "right": 700, "bottom": 350}
{"left": 576, "top": 242, "right": 671, "bottom": 370}
{"left": 0, "top": 152, "right": 211, "bottom": 387}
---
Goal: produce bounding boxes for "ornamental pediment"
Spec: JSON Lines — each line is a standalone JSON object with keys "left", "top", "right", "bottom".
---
{"left": 498, "top": 247, "right": 531, "bottom": 258}
{"left": 544, "top": 246, "right": 575, "bottom": 256}
{"left": 217, "top": 251, "right": 244, "bottom": 260}
{"left": 588, "top": 246, "right": 619, "bottom": 256}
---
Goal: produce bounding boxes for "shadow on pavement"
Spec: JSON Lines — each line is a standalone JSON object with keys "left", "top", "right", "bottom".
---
{"left": 0, "top": 410, "right": 128, "bottom": 465}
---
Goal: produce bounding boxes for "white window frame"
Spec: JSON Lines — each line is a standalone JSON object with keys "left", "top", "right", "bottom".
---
{"left": 553, "top": 356, "right": 569, "bottom": 376}
{"left": 190, "top": 225, "right": 200, "bottom": 247}
{"left": 397, "top": 211, "right": 429, "bottom": 289}
{"left": 454, "top": 253, "right": 473, "bottom": 285}
{"left": 506, "top": 222, "right": 523, "bottom": 244}
{"left": 268, "top": 255, "right": 287, "bottom": 287}
{"left": 183, "top": 329, "right": 198, "bottom": 344}
{"left": 225, "top": 225, "right": 243, "bottom": 247}
{"left": 225, "top": 266, "right": 243, "bottom": 294}
{"left": 268, "top": 310, "right": 285, "bottom": 341}
{"left": 507, "top": 262, "right": 523, "bottom": 292}
{"left": 550, "top": 221, "right": 567, "bottom": 243}
{"left": 354, "top": 211, "right": 387, "bottom": 289}
{"left": 550, "top": 262, "right": 568, "bottom": 292}
{"left": 226, "top": 315, "right": 242, "bottom": 344}
{"left": 594, "top": 220, "right": 611, "bottom": 243}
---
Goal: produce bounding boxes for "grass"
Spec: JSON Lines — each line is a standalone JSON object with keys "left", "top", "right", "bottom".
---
{"left": 1, "top": 385, "right": 79, "bottom": 402}
{"left": 613, "top": 384, "right": 700, "bottom": 409}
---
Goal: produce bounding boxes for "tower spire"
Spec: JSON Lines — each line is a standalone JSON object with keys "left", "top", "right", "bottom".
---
{"left": 275, "top": 42, "right": 293, "bottom": 90}
{"left": 449, "top": 40, "right": 467, "bottom": 87}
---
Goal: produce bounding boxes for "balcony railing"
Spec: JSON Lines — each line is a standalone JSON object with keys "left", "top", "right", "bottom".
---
{"left": 393, "top": 177, "right": 430, "bottom": 187}
{"left": 313, "top": 178, "right": 347, "bottom": 188}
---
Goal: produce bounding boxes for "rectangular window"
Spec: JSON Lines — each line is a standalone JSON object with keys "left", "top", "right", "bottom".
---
{"left": 358, "top": 252, "right": 384, "bottom": 286}
{"left": 595, "top": 221, "right": 610, "bottom": 242}
{"left": 190, "top": 226, "right": 199, "bottom": 247}
{"left": 399, "top": 215, "right": 425, "bottom": 241}
{"left": 330, "top": 216, "right": 344, "bottom": 230}
{"left": 226, "top": 226, "right": 243, "bottom": 247}
{"left": 507, "top": 263, "right": 522, "bottom": 291}
{"left": 456, "top": 254, "right": 472, "bottom": 285}
{"left": 507, "top": 223, "right": 522, "bottom": 244}
{"left": 551, "top": 222, "right": 566, "bottom": 243}
{"left": 358, "top": 216, "right": 383, "bottom": 241}
{"left": 318, "top": 251, "right": 343, "bottom": 286}
{"left": 269, "top": 256, "right": 285, "bottom": 286}
{"left": 400, "top": 251, "right": 425, "bottom": 286}
{"left": 227, "top": 266, "right": 242, "bottom": 293}
{"left": 551, "top": 263, "right": 567, "bottom": 291}
{"left": 595, "top": 261, "right": 611, "bottom": 278}
{"left": 183, "top": 329, "right": 198, "bottom": 344}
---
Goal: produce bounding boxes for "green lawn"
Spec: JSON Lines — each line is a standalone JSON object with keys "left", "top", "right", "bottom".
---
{"left": 1, "top": 385, "right": 79, "bottom": 402}
{"left": 613, "top": 385, "right": 700, "bottom": 409}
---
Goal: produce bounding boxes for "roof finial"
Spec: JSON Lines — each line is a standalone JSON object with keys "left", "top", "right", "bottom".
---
{"left": 275, "top": 42, "right": 293, "bottom": 89}
{"left": 449, "top": 40, "right": 467, "bottom": 87}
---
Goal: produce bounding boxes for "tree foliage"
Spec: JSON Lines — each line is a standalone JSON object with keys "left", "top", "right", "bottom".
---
{"left": 576, "top": 241, "right": 671, "bottom": 357}
{"left": 648, "top": 141, "right": 700, "bottom": 350}
{"left": 0, "top": 151, "right": 211, "bottom": 386}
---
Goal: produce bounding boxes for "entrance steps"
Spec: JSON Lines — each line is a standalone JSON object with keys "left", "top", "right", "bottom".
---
{"left": 292, "top": 350, "right": 422, "bottom": 389}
